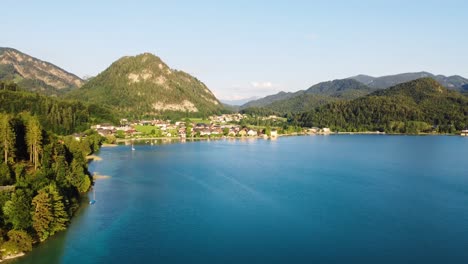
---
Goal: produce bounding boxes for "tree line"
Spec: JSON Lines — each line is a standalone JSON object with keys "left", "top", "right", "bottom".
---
{"left": 0, "top": 89, "right": 116, "bottom": 135}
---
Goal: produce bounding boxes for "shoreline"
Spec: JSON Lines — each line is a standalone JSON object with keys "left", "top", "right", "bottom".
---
{"left": 0, "top": 252, "right": 25, "bottom": 262}
{"left": 86, "top": 155, "right": 102, "bottom": 161}
{"left": 115, "top": 131, "right": 461, "bottom": 144}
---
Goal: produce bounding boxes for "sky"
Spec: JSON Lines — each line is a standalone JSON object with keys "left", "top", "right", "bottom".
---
{"left": 2, "top": 0, "right": 468, "bottom": 100}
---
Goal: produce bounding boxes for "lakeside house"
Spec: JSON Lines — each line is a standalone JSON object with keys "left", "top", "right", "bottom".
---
{"left": 461, "top": 130, "right": 468, "bottom": 136}
{"left": 307, "top": 127, "right": 319, "bottom": 134}
{"left": 247, "top": 129, "right": 257, "bottom": 137}
{"left": 322, "top": 128, "right": 331, "bottom": 134}
{"left": 270, "top": 130, "right": 278, "bottom": 138}
{"left": 238, "top": 129, "right": 247, "bottom": 137}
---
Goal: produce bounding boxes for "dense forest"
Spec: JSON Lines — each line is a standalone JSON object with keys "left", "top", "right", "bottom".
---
{"left": 0, "top": 112, "right": 104, "bottom": 259}
{"left": 0, "top": 84, "right": 116, "bottom": 134}
{"left": 293, "top": 78, "right": 468, "bottom": 133}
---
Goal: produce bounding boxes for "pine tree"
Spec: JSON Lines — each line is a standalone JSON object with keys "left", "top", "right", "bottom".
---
{"left": 25, "top": 116, "right": 42, "bottom": 170}
{"left": 3, "top": 189, "right": 32, "bottom": 230}
{"left": 31, "top": 189, "right": 53, "bottom": 241}
{"left": 0, "top": 113, "right": 16, "bottom": 164}
{"left": 49, "top": 184, "right": 69, "bottom": 233}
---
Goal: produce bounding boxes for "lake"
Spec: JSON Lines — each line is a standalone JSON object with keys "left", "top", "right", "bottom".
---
{"left": 12, "top": 136, "right": 468, "bottom": 263}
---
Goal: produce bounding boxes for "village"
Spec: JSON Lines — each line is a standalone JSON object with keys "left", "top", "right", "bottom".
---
{"left": 88, "top": 113, "right": 333, "bottom": 142}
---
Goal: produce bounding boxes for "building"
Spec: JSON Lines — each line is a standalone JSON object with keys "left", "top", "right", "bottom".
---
{"left": 238, "top": 129, "right": 247, "bottom": 137}
{"left": 247, "top": 129, "right": 257, "bottom": 137}
{"left": 270, "top": 130, "right": 278, "bottom": 138}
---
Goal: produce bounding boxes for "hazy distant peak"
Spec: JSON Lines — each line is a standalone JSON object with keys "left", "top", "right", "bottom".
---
{"left": 349, "top": 71, "right": 468, "bottom": 92}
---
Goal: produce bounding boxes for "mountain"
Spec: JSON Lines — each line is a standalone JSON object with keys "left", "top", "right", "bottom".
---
{"left": 221, "top": 96, "right": 259, "bottom": 106}
{"left": 0, "top": 47, "right": 84, "bottom": 95}
{"left": 304, "top": 78, "right": 374, "bottom": 96}
{"left": 350, "top": 74, "right": 376, "bottom": 85}
{"left": 243, "top": 79, "right": 374, "bottom": 114}
{"left": 66, "top": 53, "right": 222, "bottom": 118}
{"left": 349, "top": 71, "right": 468, "bottom": 92}
{"left": 295, "top": 78, "right": 468, "bottom": 133}
{"left": 241, "top": 91, "right": 297, "bottom": 109}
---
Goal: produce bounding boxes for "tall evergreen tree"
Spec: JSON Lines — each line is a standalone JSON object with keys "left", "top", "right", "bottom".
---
{"left": 25, "top": 116, "right": 42, "bottom": 170}
{"left": 31, "top": 189, "right": 53, "bottom": 241}
{"left": 49, "top": 184, "right": 69, "bottom": 233}
{"left": 3, "top": 189, "right": 32, "bottom": 230}
{"left": 0, "top": 113, "right": 16, "bottom": 164}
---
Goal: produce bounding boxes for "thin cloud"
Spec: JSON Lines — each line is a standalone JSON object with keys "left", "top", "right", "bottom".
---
{"left": 214, "top": 81, "right": 282, "bottom": 100}
{"left": 250, "top": 81, "right": 274, "bottom": 89}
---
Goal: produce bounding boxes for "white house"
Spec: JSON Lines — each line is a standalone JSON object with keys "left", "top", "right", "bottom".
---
{"left": 247, "top": 130, "right": 257, "bottom": 137}
{"left": 270, "top": 130, "right": 278, "bottom": 138}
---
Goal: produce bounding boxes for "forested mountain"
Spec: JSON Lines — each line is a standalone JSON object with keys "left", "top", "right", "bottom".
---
{"left": 349, "top": 71, "right": 468, "bottom": 92}
{"left": 0, "top": 83, "right": 115, "bottom": 134}
{"left": 244, "top": 72, "right": 468, "bottom": 115}
{"left": 0, "top": 48, "right": 84, "bottom": 96}
{"left": 241, "top": 79, "right": 374, "bottom": 114}
{"left": 294, "top": 78, "right": 468, "bottom": 133}
{"left": 66, "top": 53, "right": 223, "bottom": 118}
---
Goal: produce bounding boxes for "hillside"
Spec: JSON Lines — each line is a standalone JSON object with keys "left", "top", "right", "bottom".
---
{"left": 66, "top": 53, "right": 222, "bottom": 118}
{"left": 349, "top": 71, "right": 468, "bottom": 92}
{"left": 0, "top": 84, "right": 115, "bottom": 134}
{"left": 241, "top": 91, "right": 297, "bottom": 109}
{"left": 243, "top": 79, "right": 374, "bottom": 114}
{"left": 0, "top": 47, "right": 84, "bottom": 95}
{"left": 295, "top": 78, "right": 468, "bottom": 133}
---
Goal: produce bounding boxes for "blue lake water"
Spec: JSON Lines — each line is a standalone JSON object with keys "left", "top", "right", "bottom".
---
{"left": 12, "top": 136, "right": 468, "bottom": 263}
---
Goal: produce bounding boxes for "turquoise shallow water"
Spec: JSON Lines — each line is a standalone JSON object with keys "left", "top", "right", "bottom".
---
{"left": 12, "top": 136, "right": 468, "bottom": 263}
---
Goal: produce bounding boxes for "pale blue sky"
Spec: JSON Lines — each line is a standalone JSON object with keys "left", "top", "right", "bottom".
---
{"left": 2, "top": 0, "right": 467, "bottom": 100}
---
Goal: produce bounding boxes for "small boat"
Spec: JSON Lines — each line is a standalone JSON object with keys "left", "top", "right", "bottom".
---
{"left": 89, "top": 188, "right": 96, "bottom": 205}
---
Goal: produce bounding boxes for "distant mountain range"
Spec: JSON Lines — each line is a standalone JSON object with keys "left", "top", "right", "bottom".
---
{"left": 221, "top": 96, "right": 259, "bottom": 106}
{"left": 0, "top": 47, "right": 83, "bottom": 95}
{"left": 66, "top": 53, "right": 222, "bottom": 118}
{"left": 241, "top": 79, "right": 375, "bottom": 113}
{"left": 349, "top": 71, "right": 468, "bottom": 91}
{"left": 241, "top": 71, "right": 468, "bottom": 114}
{"left": 295, "top": 78, "right": 468, "bottom": 133}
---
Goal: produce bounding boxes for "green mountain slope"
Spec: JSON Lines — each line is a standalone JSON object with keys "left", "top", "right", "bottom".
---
{"left": 240, "top": 91, "right": 297, "bottom": 109}
{"left": 295, "top": 78, "right": 468, "bottom": 133}
{"left": 0, "top": 47, "right": 84, "bottom": 95}
{"left": 249, "top": 79, "right": 374, "bottom": 114}
{"left": 66, "top": 53, "right": 222, "bottom": 118}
